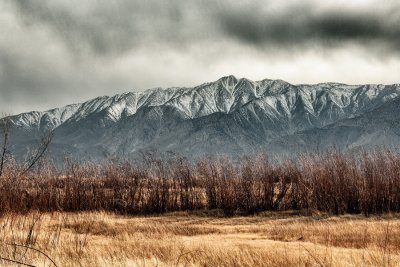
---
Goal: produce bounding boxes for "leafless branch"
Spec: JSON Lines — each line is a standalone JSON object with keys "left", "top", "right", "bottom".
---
{"left": 6, "top": 243, "right": 58, "bottom": 267}
{"left": 20, "top": 130, "right": 54, "bottom": 176}
{"left": 0, "top": 114, "right": 10, "bottom": 177}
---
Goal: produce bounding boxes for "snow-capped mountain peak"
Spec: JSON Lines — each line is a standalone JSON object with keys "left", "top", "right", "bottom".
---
{"left": 4, "top": 76, "right": 400, "bottom": 161}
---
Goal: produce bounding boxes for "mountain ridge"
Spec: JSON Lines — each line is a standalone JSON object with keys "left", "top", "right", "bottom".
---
{"left": 3, "top": 76, "right": 400, "bottom": 161}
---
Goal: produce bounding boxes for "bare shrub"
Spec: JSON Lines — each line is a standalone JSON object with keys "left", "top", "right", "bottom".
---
{"left": 0, "top": 148, "right": 400, "bottom": 215}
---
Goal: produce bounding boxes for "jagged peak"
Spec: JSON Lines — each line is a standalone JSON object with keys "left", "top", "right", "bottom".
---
{"left": 218, "top": 75, "right": 239, "bottom": 83}
{"left": 7, "top": 76, "right": 400, "bottom": 132}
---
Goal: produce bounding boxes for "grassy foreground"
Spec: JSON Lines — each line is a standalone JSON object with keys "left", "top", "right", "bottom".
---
{"left": 0, "top": 211, "right": 400, "bottom": 266}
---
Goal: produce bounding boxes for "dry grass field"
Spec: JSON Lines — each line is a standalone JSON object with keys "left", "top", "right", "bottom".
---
{"left": 1, "top": 211, "right": 400, "bottom": 267}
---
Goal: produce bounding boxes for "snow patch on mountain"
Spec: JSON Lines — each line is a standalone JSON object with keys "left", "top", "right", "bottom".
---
{"left": 4, "top": 76, "right": 400, "bottom": 161}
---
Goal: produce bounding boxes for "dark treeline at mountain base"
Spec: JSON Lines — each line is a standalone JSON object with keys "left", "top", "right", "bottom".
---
{"left": 0, "top": 149, "right": 400, "bottom": 216}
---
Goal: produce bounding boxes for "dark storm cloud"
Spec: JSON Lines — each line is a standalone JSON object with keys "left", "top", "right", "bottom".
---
{"left": 217, "top": 3, "right": 400, "bottom": 51}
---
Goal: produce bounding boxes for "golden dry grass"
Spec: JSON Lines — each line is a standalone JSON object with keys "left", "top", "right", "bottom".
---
{"left": 1, "top": 211, "right": 400, "bottom": 266}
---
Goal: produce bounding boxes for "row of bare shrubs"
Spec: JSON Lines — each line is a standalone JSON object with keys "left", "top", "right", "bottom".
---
{"left": 1, "top": 149, "right": 400, "bottom": 216}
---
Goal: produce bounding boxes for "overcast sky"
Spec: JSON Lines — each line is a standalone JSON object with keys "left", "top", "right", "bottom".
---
{"left": 1, "top": 0, "right": 400, "bottom": 114}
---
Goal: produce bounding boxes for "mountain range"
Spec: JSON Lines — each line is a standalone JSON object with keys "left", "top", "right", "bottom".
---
{"left": 3, "top": 75, "right": 400, "bottom": 162}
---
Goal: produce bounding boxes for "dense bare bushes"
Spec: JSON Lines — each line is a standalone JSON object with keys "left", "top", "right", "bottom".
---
{"left": 1, "top": 149, "right": 400, "bottom": 216}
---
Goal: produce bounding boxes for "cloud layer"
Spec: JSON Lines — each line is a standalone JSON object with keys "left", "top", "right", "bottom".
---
{"left": 219, "top": 1, "right": 400, "bottom": 50}
{"left": 1, "top": 0, "right": 400, "bottom": 114}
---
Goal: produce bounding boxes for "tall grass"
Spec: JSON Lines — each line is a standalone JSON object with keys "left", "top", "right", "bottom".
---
{"left": 3, "top": 211, "right": 400, "bottom": 267}
{"left": 1, "top": 149, "right": 400, "bottom": 216}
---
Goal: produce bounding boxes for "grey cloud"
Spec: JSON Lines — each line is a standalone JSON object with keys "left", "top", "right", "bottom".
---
{"left": 2, "top": 0, "right": 400, "bottom": 114}
{"left": 12, "top": 0, "right": 149, "bottom": 56}
{"left": 0, "top": 52, "right": 87, "bottom": 114}
{"left": 10, "top": 0, "right": 218, "bottom": 57}
{"left": 217, "top": 3, "right": 400, "bottom": 51}
{"left": 10, "top": 0, "right": 400, "bottom": 57}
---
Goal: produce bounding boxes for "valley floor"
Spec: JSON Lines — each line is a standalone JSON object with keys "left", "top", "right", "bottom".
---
{"left": 1, "top": 211, "right": 400, "bottom": 267}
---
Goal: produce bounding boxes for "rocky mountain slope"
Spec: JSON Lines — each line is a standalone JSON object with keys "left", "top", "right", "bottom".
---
{"left": 3, "top": 76, "right": 400, "bottom": 161}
